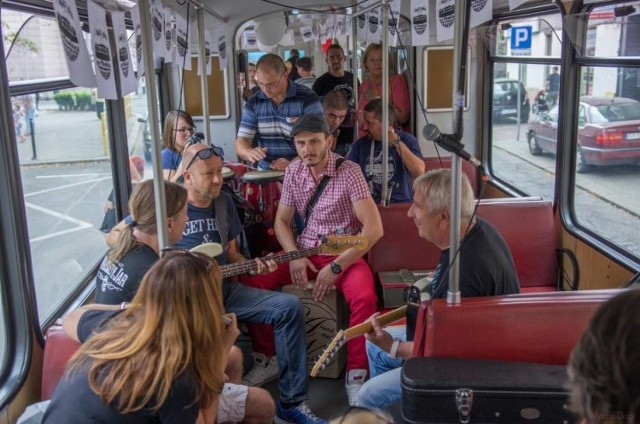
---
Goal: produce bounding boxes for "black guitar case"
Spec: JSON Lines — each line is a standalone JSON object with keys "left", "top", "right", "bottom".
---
{"left": 401, "top": 357, "right": 574, "bottom": 423}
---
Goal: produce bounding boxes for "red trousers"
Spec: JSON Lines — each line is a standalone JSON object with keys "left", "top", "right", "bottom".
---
{"left": 240, "top": 255, "right": 378, "bottom": 372}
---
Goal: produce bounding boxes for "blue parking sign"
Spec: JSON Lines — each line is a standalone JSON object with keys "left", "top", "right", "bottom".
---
{"left": 511, "top": 26, "right": 532, "bottom": 55}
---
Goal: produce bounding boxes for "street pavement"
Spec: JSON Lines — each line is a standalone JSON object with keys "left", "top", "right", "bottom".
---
{"left": 16, "top": 97, "right": 145, "bottom": 166}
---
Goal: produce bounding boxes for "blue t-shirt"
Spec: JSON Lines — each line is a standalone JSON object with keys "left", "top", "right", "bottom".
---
{"left": 161, "top": 147, "right": 182, "bottom": 171}
{"left": 174, "top": 194, "right": 242, "bottom": 265}
{"left": 348, "top": 131, "right": 422, "bottom": 204}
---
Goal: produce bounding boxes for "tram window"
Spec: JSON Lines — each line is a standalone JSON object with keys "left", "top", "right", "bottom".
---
{"left": 15, "top": 88, "right": 113, "bottom": 324}
{"left": 4, "top": 11, "right": 68, "bottom": 80}
{"left": 573, "top": 65, "right": 640, "bottom": 257}
{"left": 490, "top": 62, "right": 557, "bottom": 200}
{"left": 491, "top": 14, "right": 562, "bottom": 58}
{"left": 582, "top": 2, "right": 640, "bottom": 58}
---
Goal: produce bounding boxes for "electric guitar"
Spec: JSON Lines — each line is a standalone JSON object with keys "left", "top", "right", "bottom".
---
{"left": 196, "top": 236, "right": 368, "bottom": 279}
{"left": 310, "top": 305, "right": 408, "bottom": 377}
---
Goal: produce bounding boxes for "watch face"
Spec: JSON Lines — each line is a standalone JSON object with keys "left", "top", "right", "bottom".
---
{"left": 331, "top": 262, "right": 341, "bottom": 274}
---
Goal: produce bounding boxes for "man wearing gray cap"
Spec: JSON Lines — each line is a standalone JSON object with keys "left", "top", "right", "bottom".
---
{"left": 241, "top": 113, "right": 383, "bottom": 408}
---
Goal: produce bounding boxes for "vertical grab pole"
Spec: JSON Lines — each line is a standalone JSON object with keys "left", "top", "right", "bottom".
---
{"left": 138, "top": 0, "right": 169, "bottom": 251}
{"left": 197, "top": 7, "right": 211, "bottom": 144}
{"left": 447, "top": 0, "right": 471, "bottom": 305}
{"left": 351, "top": 9, "right": 359, "bottom": 145}
{"left": 380, "top": 0, "right": 390, "bottom": 206}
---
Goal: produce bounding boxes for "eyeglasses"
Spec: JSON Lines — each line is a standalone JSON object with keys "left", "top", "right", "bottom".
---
{"left": 174, "top": 127, "right": 196, "bottom": 134}
{"left": 184, "top": 145, "right": 225, "bottom": 171}
{"left": 256, "top": 72, "right": 285, "bottom": 90}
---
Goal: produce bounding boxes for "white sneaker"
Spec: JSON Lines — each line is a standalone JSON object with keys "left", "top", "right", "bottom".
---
{"left": 345, "top": 369, "right": 367, "bottom": 406}
{"left": 242, "top": 352, "right": 279, "bottom": 386}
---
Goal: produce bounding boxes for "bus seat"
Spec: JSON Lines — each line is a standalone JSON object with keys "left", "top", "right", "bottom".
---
{"left": 369, "top": 197, "right": 576, "bottom": 297}
{"left": 41, "top": 325, "right": 80, "bottom": 400}
{"left": 412, "top": 289, "right": 618, "bottom": 363}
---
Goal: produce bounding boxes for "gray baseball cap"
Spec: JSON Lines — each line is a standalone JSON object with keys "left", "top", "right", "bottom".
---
{"left": 290, "top": 113, "right": 331, "bottom": 137}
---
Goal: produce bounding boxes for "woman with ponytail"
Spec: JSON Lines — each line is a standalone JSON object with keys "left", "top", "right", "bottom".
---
{"left": 95, "top": 179, "right": 189, "bottom": 305}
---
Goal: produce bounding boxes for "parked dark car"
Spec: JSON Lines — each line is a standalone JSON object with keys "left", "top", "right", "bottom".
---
{"left": 493, "top": 79, "right": 530, "bottom": 123}
{"left": 527, "top": 96, "right": 640, "bottom": 173}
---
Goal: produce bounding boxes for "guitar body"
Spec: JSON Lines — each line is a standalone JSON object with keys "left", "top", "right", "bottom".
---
{"left": 311, "top": 305, "right": 408, "bottom": 377}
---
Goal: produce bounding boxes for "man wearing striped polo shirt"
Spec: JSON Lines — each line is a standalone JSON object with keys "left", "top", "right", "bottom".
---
{"left": 235, "top": 53, "right": 323, "bottom": 171}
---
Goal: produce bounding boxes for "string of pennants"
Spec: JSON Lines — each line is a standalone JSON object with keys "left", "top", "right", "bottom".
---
{"left": 245, "top": 0, "right": 535, "bottom": 52}
{"left": 52, "top": 0, "right": 227, "bottom": 100}
{"left": 54, "top": 0, "right": 536, "bottom": 99}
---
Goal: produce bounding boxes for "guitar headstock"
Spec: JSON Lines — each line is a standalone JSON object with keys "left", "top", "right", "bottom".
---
{"left": 310, "top": 330, "right": 346, "bottom": 377}
{"left": 318, "top": 236, "right": 368, "bottom": 255}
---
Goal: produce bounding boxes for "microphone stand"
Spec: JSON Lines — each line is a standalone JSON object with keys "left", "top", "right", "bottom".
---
{"left": 447, "top": 0, "right": 471, "bottom": 305}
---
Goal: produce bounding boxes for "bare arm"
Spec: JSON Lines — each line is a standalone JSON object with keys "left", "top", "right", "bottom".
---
{"left": 236, "top": 136, "right": 267, "bottom": 164}
{"left": 62, "top": 304, "right": 122, "bottom": 342}
{"left": 394, "top": 141, "right": 425, "bottom": 179}
{"left": 274, "top": 203, "right": 297, "bottom": 253}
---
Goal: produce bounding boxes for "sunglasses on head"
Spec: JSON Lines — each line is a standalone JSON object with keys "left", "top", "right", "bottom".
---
{"left": 184, "top": 145, "right": 225, "bottom": 171}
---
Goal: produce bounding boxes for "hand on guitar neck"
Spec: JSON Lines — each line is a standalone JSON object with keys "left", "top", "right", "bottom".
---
{"left": 311, "top": 305, "right": 407, "bottom": 377}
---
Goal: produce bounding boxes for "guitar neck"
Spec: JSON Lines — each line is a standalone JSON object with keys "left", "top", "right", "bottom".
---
{"left": 220, "top": 246, "right": 322, "bottom": 278}
{"left": 343, "top": 305, "right": 408, "bottom": 341}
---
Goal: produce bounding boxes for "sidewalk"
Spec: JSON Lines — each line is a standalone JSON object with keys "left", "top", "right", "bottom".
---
{"left": 17, "top": 99, "right": 143, "bottom": 167}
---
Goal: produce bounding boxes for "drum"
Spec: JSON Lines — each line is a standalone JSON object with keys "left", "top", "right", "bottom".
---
{"left": 240, "top": 170, "right": 285, "bottom": 257}
{"left": 241, "top": 170, "right": 284, "bottom": 219}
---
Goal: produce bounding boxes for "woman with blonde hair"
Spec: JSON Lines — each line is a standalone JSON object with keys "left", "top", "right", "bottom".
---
{"left": 162, "top": 110, "right": 197, "bottom": 182}
{"left": 96, "top": 179, "right": 189, "bottom": 305}
{"left": 357, "top": 43, "right": 411, "bottom": 136}
{"left": 43, "top": 250, "right": 236, "bottom": 423}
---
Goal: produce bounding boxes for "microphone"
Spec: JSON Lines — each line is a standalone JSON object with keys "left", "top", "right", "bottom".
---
{"left": 188, "top": 132, "right": 205, "bottom": 144}
{"left": 422, "top": 124, "right": 481, "bottom": 168}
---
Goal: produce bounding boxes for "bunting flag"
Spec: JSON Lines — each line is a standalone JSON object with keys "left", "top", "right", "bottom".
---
{"left": 436, "top": 0, "right": 455, "bottom": 42}
{"left": 242, "top": 30, "right": 257, "bottom": 49}
{"left": 356, "top": 1, "right": 369, "bottom": 43}
{"left": 387, "top": 0, "right": 401, "bottom": 47}
{"left": 411, "top": 0, "right": 430, "bottom": 46}
{"left": 112, "top": 10, "right": 137, "bottom": 96}
{"left": 174, "top": 12, "right": 190, "bottom": 70}
{"left": 52, "top": 0, "right": 96, "bottom": 87}
{"left": 367, "top": 6, "right": 381, "bottom": 43}
{"left": 87, "top": 0, "right": 117, "bottom": 99}
{"left": 280, "top": 30, "right": 295, "bottom": 46}
{"left": 129, "top": 4, "right": 144, "bottom": 79}
{"left": 508, "top": 0, "right": 529, "bottom": 10}
{"left": 470, "top": 0, "right": 493, "bottom": 28}
{"left": 301, "top": 25, "right": 314, "bottom": 42}
{"left": 150, "top": 0, "right": 164, "bottom": 62}
{"left": 198, "top": 29, "right": 211, "bottom": 75}
{"left": 163, "top": 7, "right": 174, "bottom": 63}
{"left": 215, "top": 26, "right": 228, "bottom": 71}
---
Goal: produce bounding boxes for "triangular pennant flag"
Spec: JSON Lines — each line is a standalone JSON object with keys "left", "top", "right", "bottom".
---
{"left": 87, "top": 0, "right": 117, "bottom": 99}
{"left": 128, "top": 4, "right": 144, "bottom": 79}
{"left": 410, "top": 0, "right": 430, "bottom": 46}
{"left": 112, "top": 10, "right": 137, "bottom": 96}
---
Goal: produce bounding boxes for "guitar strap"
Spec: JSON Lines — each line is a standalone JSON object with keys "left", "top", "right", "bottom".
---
{"left": 304, "top": 158, "right": 345, "bottom": 220}
{"left": 213, "top": 191, "right": 229, "bottom": 248}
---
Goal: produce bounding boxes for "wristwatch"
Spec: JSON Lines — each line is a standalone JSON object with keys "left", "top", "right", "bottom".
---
{"left": 330, "top": 261, "right": 342, "bottom": 275}
{"left": 391, "top": 139, "right": 401, "bottom": 149}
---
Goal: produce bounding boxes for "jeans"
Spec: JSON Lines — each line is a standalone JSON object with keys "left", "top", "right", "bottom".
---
{"left": 223, "top": 280, "right": 308, "bottom": 404}
{"left": 357, "top": 326, "right": 406, "bottom": 410}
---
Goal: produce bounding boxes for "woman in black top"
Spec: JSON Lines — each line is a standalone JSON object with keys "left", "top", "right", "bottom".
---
{"left": 44, "top": 250, "right": 238, "bottom": 423}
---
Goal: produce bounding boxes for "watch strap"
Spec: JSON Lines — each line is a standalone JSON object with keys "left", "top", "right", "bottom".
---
{"left": 389, "top": 338, "right": 401, "bottom": 358}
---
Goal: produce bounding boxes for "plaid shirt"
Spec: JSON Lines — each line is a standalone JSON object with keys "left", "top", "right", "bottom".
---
{"left": 281, "top": 152, "right": 372, "bottom": 250}
{"left": 237, "top": 82, "right": 322, "bottom": 169}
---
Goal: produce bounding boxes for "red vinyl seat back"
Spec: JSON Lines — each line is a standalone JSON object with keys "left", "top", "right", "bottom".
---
{"left": 412, "top": 290, "right": 618, "bottom": 364}
{"left": 41, "top": 325, "right": 80, "bottom": 400}
{"left": 476, "top": 199, "right": 557, "bottom": 289}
